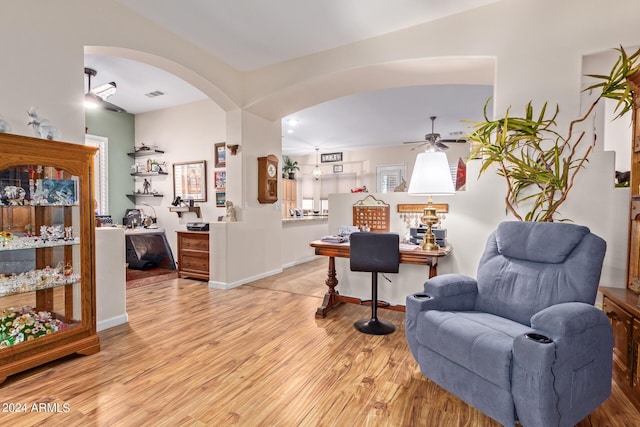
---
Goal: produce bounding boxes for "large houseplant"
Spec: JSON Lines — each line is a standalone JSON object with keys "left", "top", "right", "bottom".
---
{"left": 468, "top": 46, "right": 640, "bottom": 222}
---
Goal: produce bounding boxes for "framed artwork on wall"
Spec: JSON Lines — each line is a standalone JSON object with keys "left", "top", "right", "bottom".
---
{"left": 321, "top": 152, "right": 342, "bottom": 163}
{"left": 215, "top": 171, "right": 226, "bottom": 189}
{"left": 216, "top": 192, "right": 226, "bottom": 207}
{"left": 173, "top": 160, "right": 207, "bottom": 202}
{"left": 214, "top": 142, "right": 226, "bottom": 167}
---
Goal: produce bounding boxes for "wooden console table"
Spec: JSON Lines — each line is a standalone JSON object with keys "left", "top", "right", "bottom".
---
{"left": 310, "top": 240, "right": 451, "bottom": 318}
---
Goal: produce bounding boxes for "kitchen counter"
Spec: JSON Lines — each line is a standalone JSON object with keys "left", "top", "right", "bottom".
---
{"left": 282, "top": 215, "right": 328, "bottom": 223}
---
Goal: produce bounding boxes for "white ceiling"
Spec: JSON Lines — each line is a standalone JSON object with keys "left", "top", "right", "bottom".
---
{"left": 87, "top": 0, "right": 503, "bottom": 154}
{"left": 114, "top": 0, "right": 503, "bottom": 72}
{"left": 281, "top": 85, "right": 493, "bottom": 156}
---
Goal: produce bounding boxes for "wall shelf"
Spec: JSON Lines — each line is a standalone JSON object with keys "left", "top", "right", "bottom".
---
{"left": 131, "top": 171, "right": 168, "bottom": 177}
{"left": 127, "top": 149, "right": 165, "bottom": 157}
{"left": 126, "top": 193, "right": 163, "bottom": 198}
{"left": 169, "top": 206, "right": 201, "bottom": 218}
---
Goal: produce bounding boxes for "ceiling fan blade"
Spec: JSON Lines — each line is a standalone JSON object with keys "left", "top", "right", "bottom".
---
{"left": 101, "top": 100, "right": 127, "bottom": 113}
{"left": 403, "top": 140, "right": 427, "bottom": 144}
{"left": 440, "top": 138, "right": 467, "bottom": 143}
{"left": 409, "top": 141, "right": 449, "bottom": 151}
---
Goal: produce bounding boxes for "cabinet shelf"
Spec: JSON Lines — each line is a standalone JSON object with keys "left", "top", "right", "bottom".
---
{"left": 0, "top": 271, "right": 80, "bottom": 297}
{"left": 127, "top": 149, "right": 165, "bottom": 157}
{"left": 0, "top": 237, "right": 79, "bottom": 252}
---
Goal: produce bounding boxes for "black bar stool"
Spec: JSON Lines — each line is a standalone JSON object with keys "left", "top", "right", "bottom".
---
{"left": 349, "top": 232, "right": 400, "bottom": 335}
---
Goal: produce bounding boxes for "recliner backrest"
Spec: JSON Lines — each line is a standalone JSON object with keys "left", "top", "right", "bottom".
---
{"left": 474, "top": 221, "right": 606, "bottom": 325}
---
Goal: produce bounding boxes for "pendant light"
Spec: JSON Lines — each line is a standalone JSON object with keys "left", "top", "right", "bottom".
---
{"left": 312, "top": 147, "right": 322, "bottom": 180}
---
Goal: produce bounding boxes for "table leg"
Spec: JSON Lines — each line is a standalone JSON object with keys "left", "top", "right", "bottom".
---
{"left": 316, "top": 256, "right": 342, "bottom": 318}
{"left": 429, "top": 257, "right": 438, "bottom": 279}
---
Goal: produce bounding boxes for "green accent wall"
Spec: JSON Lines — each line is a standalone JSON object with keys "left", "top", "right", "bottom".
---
{"left": 85, "top": 109, "right": 135, "bottom": 223}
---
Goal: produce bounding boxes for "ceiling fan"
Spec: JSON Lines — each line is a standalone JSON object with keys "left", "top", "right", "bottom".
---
{"left": 403, "top": 116, "right": 466, "bottom": 151}
{"left": 84, "top": 67, "right": 126, "bottom": 113}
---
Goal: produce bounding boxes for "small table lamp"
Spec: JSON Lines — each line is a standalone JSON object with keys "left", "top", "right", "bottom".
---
{"left": 408, "top": 151, "right": 454, "bottom": 251}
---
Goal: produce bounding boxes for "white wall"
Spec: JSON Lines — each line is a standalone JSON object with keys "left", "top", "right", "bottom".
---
{"left": 134, "top": 99, "right": 227, "bottom": 255}
{"left": 96, "top": 228, "right": 127, "bottom": 330}
{"left": 282, "top": 220, "right": 329, "bottom": 267}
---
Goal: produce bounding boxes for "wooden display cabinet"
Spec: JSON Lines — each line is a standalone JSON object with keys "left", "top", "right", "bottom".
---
{"left": 0, "top": 134, "right": 100, "bottom": 383}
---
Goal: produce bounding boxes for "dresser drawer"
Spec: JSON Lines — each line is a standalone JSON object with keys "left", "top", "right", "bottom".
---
{"left": 180, "top": 252, "right": 209, "bottom": 272}
{"left": 603, "top": 296, "right": 633, "bottom": 373}
{"left": 180, "top": 234, "right": 209, "bottom": 251}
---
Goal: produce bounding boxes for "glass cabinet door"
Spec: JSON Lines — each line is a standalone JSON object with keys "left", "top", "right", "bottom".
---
{"left": 0, "top": 165, "right": 82, "bottom": 348}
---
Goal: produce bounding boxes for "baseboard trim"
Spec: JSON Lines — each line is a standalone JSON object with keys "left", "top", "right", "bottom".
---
{"left": 208, "top": 268, "right": 284, "bottom": 290}
{"left": 97, "top": 313, "right": 129, "bottom": 332}
{"left": 281, "top": 255, "right": 321, "bottom": 269}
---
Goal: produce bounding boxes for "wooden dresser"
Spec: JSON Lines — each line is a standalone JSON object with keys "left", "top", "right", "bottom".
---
{"left": 596, "top": 70, "right": 640, "bottom": 409}
{"left": 600, "top": 287, "right": 640, "bottom": 408}
{"left": 176, "top": 231, "right": 210, "bottom": 280}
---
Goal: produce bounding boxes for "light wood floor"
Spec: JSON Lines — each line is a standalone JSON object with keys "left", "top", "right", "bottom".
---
{"left": 1, "top": 259, "right": 639, "bottom": 426}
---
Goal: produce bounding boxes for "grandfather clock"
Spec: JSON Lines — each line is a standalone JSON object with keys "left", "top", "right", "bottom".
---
{"left": 258, "top": 154, "right": 278, "bottom": 203}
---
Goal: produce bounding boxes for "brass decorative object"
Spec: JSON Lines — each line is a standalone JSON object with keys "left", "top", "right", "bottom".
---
{"left": 418, "top": 197, "right": 441, "bottom": 251}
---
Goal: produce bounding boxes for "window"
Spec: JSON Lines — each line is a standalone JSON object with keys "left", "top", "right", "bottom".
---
{"left": 376, "top": 164, "right": 407, "bottom": 192}
{"left": 85, "top": 134, "right": 108, "bottom": 214}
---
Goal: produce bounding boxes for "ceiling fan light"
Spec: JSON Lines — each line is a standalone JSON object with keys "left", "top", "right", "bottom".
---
{"left": 92, "top": 82, "right": 117, "bottom": 100}
{"left": 84, "top": 93, "right": 101, "bottom": 109}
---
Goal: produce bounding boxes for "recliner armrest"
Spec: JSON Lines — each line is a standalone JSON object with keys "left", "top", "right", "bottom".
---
{"left": 530, "top": 302, "right": 610, "bottom": 338}
{"left": 407, "top": 274, "right": 478, "bottom": 312}
{"left": 424, "top": 274, "right": 478, "bottom": 297}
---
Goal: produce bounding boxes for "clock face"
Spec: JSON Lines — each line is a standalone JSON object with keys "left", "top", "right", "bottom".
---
{"left": 267, "top": 163, "right": 276, "bottom": 178}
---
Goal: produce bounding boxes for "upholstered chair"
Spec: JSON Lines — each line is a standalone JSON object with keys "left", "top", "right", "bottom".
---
{"left": 405, "top": 221, "right": 612, "bottom": 427}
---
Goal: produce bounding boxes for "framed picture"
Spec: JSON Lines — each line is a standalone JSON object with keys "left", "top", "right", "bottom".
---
{"left": 173, "top": 160, "right": 207, "bottom": 202}
{"left": 214, "top": 142, "right": 226, "bottom": 168}
{"left": 333, "top": 164, "right": 343, "bottom": 173}
{"left": 321, "top": 152, "right": 342, "bottom": 163}
{"left": 215, "top": 171, "right": 226, "bottom": 189}
{"left": 216, "top": 192, "right": 226, "bottom": 207}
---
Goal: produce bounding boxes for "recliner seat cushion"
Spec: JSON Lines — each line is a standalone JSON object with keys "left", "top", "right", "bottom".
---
{"left": 417, "top": 310, "right": 531, "bottom": 390}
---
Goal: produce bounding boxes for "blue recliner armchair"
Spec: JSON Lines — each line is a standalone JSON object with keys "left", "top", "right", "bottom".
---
{"left": 406, "top": 221, "right": 613, "bottom": 427}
